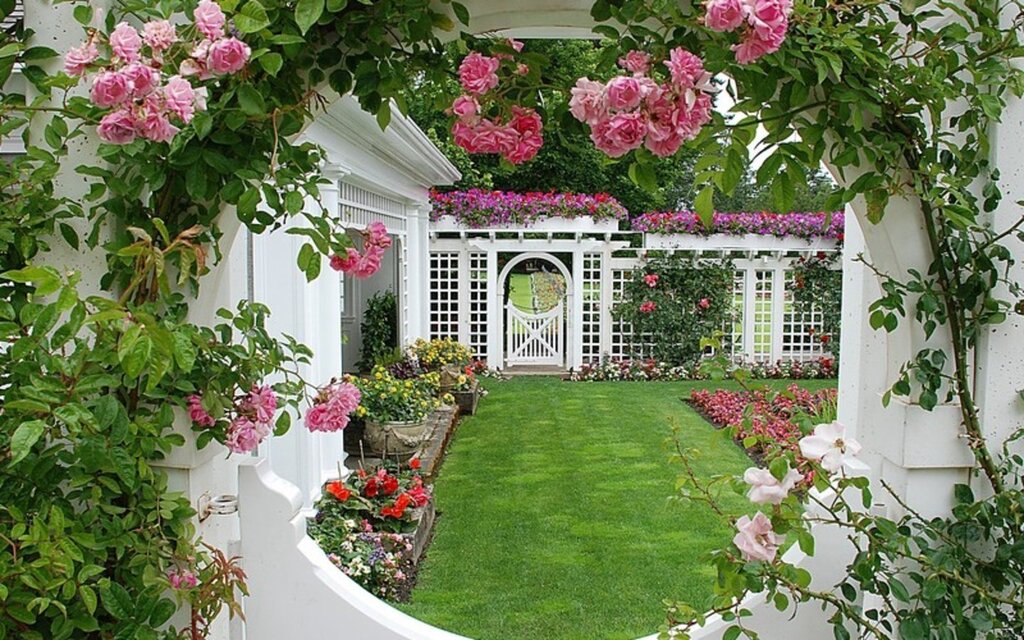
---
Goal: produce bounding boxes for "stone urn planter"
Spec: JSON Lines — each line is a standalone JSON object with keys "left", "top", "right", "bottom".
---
{"left": 363, "top": 419, "right": 431, "bottom": 461}
{"left": 438, "top": 365, "right": 462, "bottom": 396}
{"left": 452, "top": 381, "right": 481, "bottom": 415}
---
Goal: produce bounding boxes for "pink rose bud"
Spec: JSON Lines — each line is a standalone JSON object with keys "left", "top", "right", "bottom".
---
{"left": 194, "top": 0, "right": 227, "bottom": 40}
{"left": 142, "top": 19, "right": 178, "bottom": 52}
{"left": 109, "top": 22, "right": 143, "bottom": 64}
{"left": 208, "top": 37, "right": 251, "bottom": 75}
{"left": 97, "top": 108, "right": 137, "bottom": 144}
{"left": 90, "top": 71, "right": 133, "bottom": 108}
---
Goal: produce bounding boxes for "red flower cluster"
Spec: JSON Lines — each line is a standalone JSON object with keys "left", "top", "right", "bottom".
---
{"left": 326, "top": 480, "right": 352, "bottom": 502}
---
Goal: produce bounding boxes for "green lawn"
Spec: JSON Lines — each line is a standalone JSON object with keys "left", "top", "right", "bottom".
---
{"left": 400, "top": 377, "right": 836, "bottom": 640}
{"left": 508, "top": 273, "right": 534, "bottom": 312}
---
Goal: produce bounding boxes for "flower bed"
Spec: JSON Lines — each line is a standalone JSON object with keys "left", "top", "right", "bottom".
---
{"left": 688, "top": 385, "right": 837, "bottom": 462}
{"left": 568, "top": 356, "right": 837, "bottom": 382}
{"left": 429, "top": 189, "right": 627, "bottom": 228}
{"left": 632, "top": 211, "right": 845, "bottom": 241}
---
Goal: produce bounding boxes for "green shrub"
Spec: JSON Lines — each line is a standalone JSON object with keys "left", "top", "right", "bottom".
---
{"left": 360, "top": 291, "right": 398, "bottom": 371}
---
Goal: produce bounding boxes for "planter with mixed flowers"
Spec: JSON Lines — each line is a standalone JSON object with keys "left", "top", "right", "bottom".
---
{"left": 352, "top": 367, "right": 441, "bottom": 459}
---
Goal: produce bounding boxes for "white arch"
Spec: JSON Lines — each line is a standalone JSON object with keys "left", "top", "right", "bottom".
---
{"left": 497, "top": 251, "right": 574, "bottom": 368}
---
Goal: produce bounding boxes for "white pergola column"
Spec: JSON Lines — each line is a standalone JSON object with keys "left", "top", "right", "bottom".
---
{"left": 486, "top": 249, "right": 501, "bottom": 368}
{"left": 570, "top": 248, "right": 585, "bottom": 369}
{"left": 404, "top": 201, "right": 432, "bottom": 342}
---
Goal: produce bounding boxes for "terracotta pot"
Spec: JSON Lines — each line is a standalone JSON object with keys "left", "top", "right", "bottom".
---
{"left": 363, "top": 419, "right": 431, "bottom": 460}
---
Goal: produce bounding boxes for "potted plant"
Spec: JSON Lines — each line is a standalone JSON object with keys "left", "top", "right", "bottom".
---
{"left": 353, "top": 367, "right": 440, "bottom": 460}
{"left": 449, "top": 367, "right": 482, "bottom": 415}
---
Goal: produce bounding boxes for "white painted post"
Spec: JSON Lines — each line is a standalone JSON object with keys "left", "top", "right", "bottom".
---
{"left": 571, "top": 249, "right": 585, "bottom": 369}
{"left": 486, "top": 249, "right": 502, "bottom": 368}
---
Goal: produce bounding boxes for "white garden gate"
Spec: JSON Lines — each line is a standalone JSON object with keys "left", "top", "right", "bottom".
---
{"left": 506, "top": 303, "right": 565, "bottom": 366}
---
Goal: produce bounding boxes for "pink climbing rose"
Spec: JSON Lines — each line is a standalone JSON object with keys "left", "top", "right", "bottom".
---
{"left": 305, "top": 381, "right": 362, "bottom": 433}
{"left": 187, "top": 395, "right": 216, "bottom": 428}
{"left": 704, "top": 0, "right": 746, "bottom": 31}
{"left": 743, "top": 467, "right": 803, "bottom": 505}
{"left": 142, "top": 19, "right": 178, "bottom": 52}
{"left": 225, "top": 417, "right": 271, "bottom": 454}
{"left": 163, "top": 76, "right": 198, "bottom": 122}
{"left": 168, "top": 569, "right": 198, "bottom": 590}
{"left": 89, "top": 71, "right": 133, "bottom": 108}
{"left": 644, "top": 274, "right": 659, "bottom": 288}
{"left": 208, "top": 37, "right": 251, "bottom": 75}
{"left": 733, "top": 512, "right": 783, "bottom": 562}
{"left": 733, "top": 21, "right": 788, "bottom": 64}
{"left": 590, "top": 112, "right": 647, "bottom": 158}
{"left": 123, "top": 63, "right": 160, "bottom": 98}
{"left": 135, "top": 98, "right": 180, "bottom": 143}
{"left": 606, "top": 76, "right": 644, "bottom": 111}
{"left": 64, "top": 41, "right": 98, "bottom": 76}
{"left": 458, "top": 51, "right": 500, "bottom": 95}
{"left": 194, "top": 0, "right": 227, "bottom": 40}
{"left": 109, "top": 22, "right": 143, "bottom": 64}
{"left": 569, "top": 77, "right": 608, "bottom": 126}
{"left": 242, "top": 385, "right": 278, "bottom": 424}
{"left": 450, "top": 95, "right": 480, "bottom": 121}
{"left": 618, "top": 50, "right": 652, "bottom": 74}
{"left": 664, "top": 48, "right": 707, "bottom": 89}
{"left": 96, "top": 108, "right": 137, "bottom": 144}
{"left": 639, "top": 300, "right": 657, "bottom": 314}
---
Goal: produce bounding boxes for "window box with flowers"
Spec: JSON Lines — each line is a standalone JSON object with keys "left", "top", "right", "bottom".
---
{"left": 633, "top": 211, "right": 844, "bottom": 252}
{"left": 352, "top": 367, "right": 442, "bottom": 460}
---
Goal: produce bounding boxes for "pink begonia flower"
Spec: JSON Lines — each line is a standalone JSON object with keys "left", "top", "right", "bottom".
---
{"left": 733, "top": 20, "right": 787, "bottom": 64}
{"left": 194, "top": 0, "right": 227, "bottom": 40}
{"left": 458, "top": 51, "right": 500, "bottom": 95}
{"left": 142, "top": 20, "right": 178, "bottom": 52}
{"left": 450, "top": 95, "right": 479, "bottom": 121}
{"left": 618, "top": 50, "right": 652, "bottom": 74}
{"left": 639, "top": 300, "right": 656, "bottom": 313}
{"left": 123, "top": 63, "right": 160, "bottom": 98}
{"left": 590, "top": 112, "right": 647, "bottom": 158}
{"left": 164, "top": 75, "right": 198, "bottom": 122}
{"left": 665, "top": 47, "right": 707, "bottom": 89}
{"left": 180, "top": 40, "right": 213, "bottom": 79}
{"left": 243, "top": 385, "right": 278, "bottom": 423}
{"left": 644, "top": 274, "right": 659, "bottom": 288}
{"left": 109, "top": 22, "right": 143, "bottom": 64}
{"left": 225, "top": 416, "right": 271, "bottom": 454}
{"left": 64, "top": 41, "right": 99, "bottom": 76}
{"left": 208, "top": 37, "right": 251, "bottom": 75}
{"left": 97, "top": 108, "right": 137, "bottom": 144}
{"left": 135, "top": 98, "right": 180, "bottom": 143}
{"left": 187, "top": 395, "right": 215, "bottom": 428}
{"left": 705, "top": 0, "right": 746, "bottom": 31}
{"left": 743, "top": 466, "right": 803, "bottom": 504}
{"left": 799, "top": 421, "right": 861, "bottom": 473}
{"left": 90, "top": 71, "right": 133, "bottom": 108}
{"left": 606, "top": 76, "right": 643, "bottom": 111}
{"left": 168, "top": 569, "right": 198, "bottom": 590}
{"left": 569, "top": 77, "right": 608, "bottom": 126}
{"left": 733, "top": 512, "right": 783, "bottom": 562}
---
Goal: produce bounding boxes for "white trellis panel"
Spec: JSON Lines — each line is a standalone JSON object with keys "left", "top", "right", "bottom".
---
{"left": 468, "top": 253, "right": 489, "bottom": 361}
{"left": 728, "top": 270, "right": 746, "bottom": 357}
{"left": 781, "top": 271, "right": 827, "bottom": 361}
{"left": 581, "top": 253, "right": 602, "bottom": 363}
{"left": 609, "top": 267, "right": 634, "bottom": 359}
{"left": 339, "top": 182, "right": 407, "bottom": 235}
{"left": 428, "top": 252, "right": 460, "bottom": 341}
{"left": 751, "top": 269, "right": 775, "bottom": 360}
{"left": 506, "top": 304, "right": 564, "bottom": 366}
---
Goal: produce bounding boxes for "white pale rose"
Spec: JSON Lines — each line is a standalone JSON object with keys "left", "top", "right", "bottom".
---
{"left": 799, "top": 421, "right": 861, "bottom": 472}
{"left": 744, "top": 466, "right": 803, "bottom": 504}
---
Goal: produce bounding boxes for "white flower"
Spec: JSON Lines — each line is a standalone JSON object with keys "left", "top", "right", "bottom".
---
{"left": 799, "top": 421, "right": 861, "bottom": 472}
{"left": 743, "top": 466, "right": 803, "bottom": 504}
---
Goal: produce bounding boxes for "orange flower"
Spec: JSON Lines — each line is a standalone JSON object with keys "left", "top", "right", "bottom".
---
{"left": 325, "top": 480, "right": 351, "bottom": 502}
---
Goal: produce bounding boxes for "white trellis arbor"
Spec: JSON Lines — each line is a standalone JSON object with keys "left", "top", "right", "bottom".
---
{"left": 428, "top": 216, "right": 840, "bottom": 370}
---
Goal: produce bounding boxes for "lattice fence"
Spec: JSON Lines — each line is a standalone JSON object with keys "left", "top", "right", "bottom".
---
{"left": 782, "top": 271, "right": 827, "bottom": 360}
{"left": 428, "top": 252, "right": 460, "bottom": 341}
{"left": 468, "top": 253, "right": 489, "bottom": 361}
{"left": 752, "top": 269, "right": 775, "bottom": 360}
{"left": 581, "top": 253, "right": 602, "bottom": 363}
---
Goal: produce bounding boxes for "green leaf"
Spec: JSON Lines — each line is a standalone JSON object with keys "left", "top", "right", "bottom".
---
{"left": 451, "top": 1, "right": 470, "bottom": 25}
{"left": 237, "top": 84, "right": 266, "bottom": 117}
{"left": 100, "top": 583, "right": 134, "bottom": 620}
{"left": 80, "top": 586, "right": 97, "bottom": 615}
{"left": 73, "top": 4, "right": 93, "bottom": 24}
{"left": 295, "top": 0, "right": 325, "bottom": 34}
{"left": 259, "top": 52, "right": 283, "bottom": 76}
{"left": 235, "top": 0, "right": 271, "bottom": 34}
{"left": 9, "top": 420, "right": 46, "bottom": 465}
{"left": 694, "top": 186, "right": 715, "bottom": 227}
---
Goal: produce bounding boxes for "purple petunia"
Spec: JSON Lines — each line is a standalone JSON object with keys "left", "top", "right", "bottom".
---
{"left": 631, "top": 211, "right": 845, "bottom": 241}
{"left": 429, "top": 189, "right": 628, "bottom": 228}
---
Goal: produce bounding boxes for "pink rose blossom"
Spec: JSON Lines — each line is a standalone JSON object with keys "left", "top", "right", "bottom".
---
{"left": 180, "top": 40, "right": 213, "bottom": 79}
{"left": 97, "top": 108, "right": 137, "bottom": 144}
{"left": 187, "top": 395, "right": 216, "bottom": 428}
{"left": 330, "top": 248, "right": 361, "bottom": 273}
{"left": 109, "top": 22, "right": 143, "bottom": 64}
{"left": 733, "top": 512, "right": 783, "bottom": 562}
{"left": 590, "top": 112, "right": 647, "bottom": 158}
{"left": 618, "top": 50, "right": 652, "bottom": 74}
{"left": 733, "top": 20, "right": 787, "bottom": 64}
{"left": 466, "top": 119, "right": 518, "bottom": 155}
{"left": 569, "top": 77, "right": 607, "bottom": 126}
{"left": 194, "top": 0, "right": 227, "bottom": 40}
{"left": 225, "top": 416, "right": 271, "bottom": 454}
{"left": 64, "top": 41, "right": 99, "bottom": 76}
{"left": 305, "top": 382, "right": 361, "bottom": 433}
{"left": 639, "top": 300, "right": 656, "bottom": 314}
{"left": 606, "top": 76, "right": 643, "bottom": 111}
{"left": 164, "top": 75, "right": 197, "bottom": 122}
{"left": 365, "top": 221, "right": 393, "bottom": 250}
{"left": 747, "top": 0, "right": 791, "bottom": 31}
{"left": 506, "top": 134, "right": 542, "bottom": 165}
{"left": 123, "top": 63, "right": 160, "bottom": 98}
{"left": 208, "top": 37, "right": 251, "bottom": 75}
{"left": 705, "top": 0, "right": 746, "bottom": 31}
{"left": 135, "top": 98, "right": 180, "bottom": 143}
{"left": 698, "top": 297, "right": 711, "bottom": 309}
{"left": 90, "top": 71, "right": 133, "bottom": 108}
{"left": 644, "top": 274, "right": 659, "bottom": 288}
{"left": 243, "top": 384, "right": 278, "bottom": 423}
{"left": 142, "top": 20, "right": 178, "bottom": 52}
{"left": 645, "top": 127, "right": 685, "bottom": 158}
{"left": 744, "top": 467, "right": 803, "bottom": 504}
{"left": 458, "top": 51, "right": 500, "bottom": 95}
{"left": 450, "top": 95, "right": 479, "bottom": 121}
{"left": 665, "top": 48, "right": 706, "bottom": 89}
